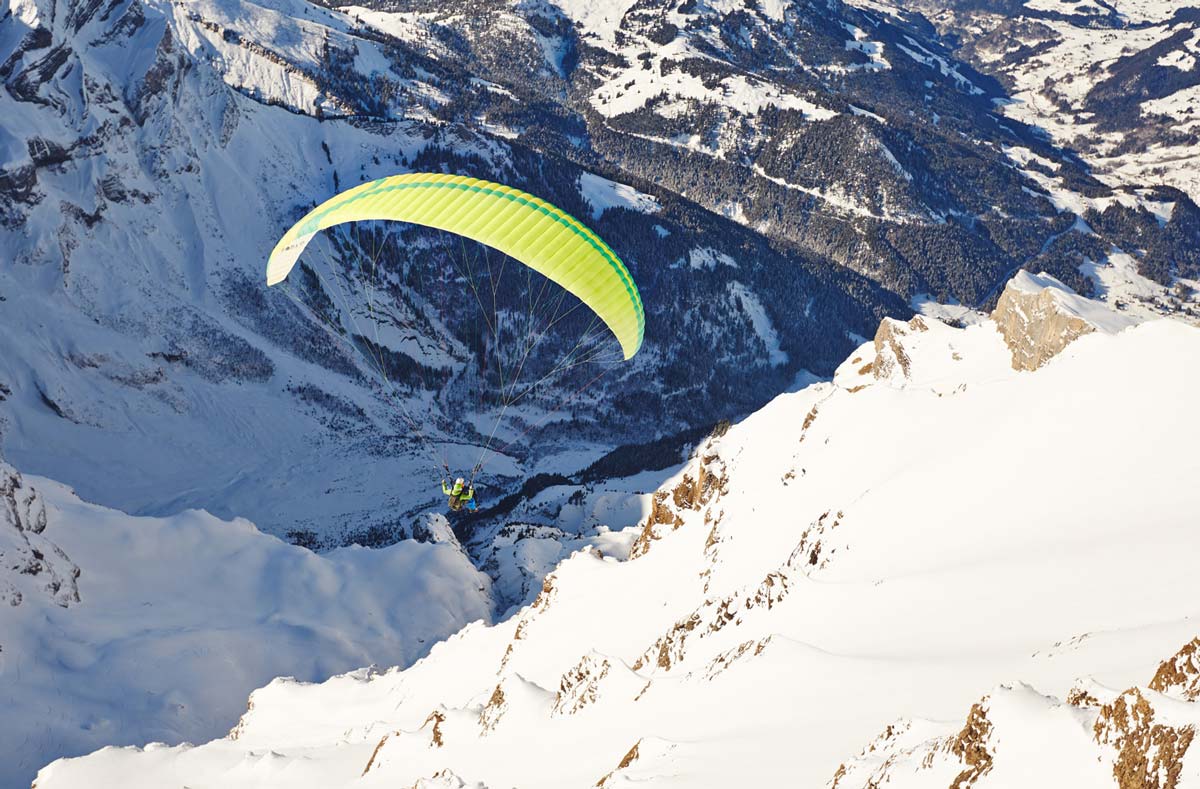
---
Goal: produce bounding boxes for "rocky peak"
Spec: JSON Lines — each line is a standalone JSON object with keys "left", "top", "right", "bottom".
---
{"left": 868, "top": 314, "right": 930, "bottom": 383}
{"left": 991, "top": 270, "right": 1139, "bottom": 371}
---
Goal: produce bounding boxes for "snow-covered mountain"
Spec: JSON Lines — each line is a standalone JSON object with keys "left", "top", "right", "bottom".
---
{"left": 0, "top": 457, "right": 491, "bottom": 789}
{"left": 913, "top": 0, "right": 1200, "bottom": 204}
{"left": 31, "top": 274, "right": 1200, "bottom": 788}
{"left": 4, "top": 0, "right": 1199, "bottom": 558}
{"left": 906, "top": 0, "right": 1200, "bottom": 287}
{"left": 6, "top": 1, "right": 1200, "bottom": 783}
{"left": 0, "top": 0, "right": 903, "bottom": 550}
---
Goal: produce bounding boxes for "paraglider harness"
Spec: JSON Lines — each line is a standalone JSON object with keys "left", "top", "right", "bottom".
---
{"left": 442, "top": 477, "right": 477, "bottom": 512}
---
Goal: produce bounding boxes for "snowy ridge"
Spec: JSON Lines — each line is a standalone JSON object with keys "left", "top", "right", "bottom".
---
{"left": 35, "top": 283, "right": 1200, "bottom": 787}
{"left": 832, "top": 652, "right": 1200, "bottom": 788}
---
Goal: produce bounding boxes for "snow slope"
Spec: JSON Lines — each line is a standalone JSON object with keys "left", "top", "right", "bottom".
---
{"left": 0, "top": 468, "right": 491, "bottom": 789}
{"left": 36, "top": 287, "right": 1200, "bottom": 787}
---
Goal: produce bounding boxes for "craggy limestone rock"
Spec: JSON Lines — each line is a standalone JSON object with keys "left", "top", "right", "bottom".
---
{"left": 991, "top": 271, "right": 1137, "bottom": 371}
{"left": 871, "top": 315, "right": 930, "bottom": 382}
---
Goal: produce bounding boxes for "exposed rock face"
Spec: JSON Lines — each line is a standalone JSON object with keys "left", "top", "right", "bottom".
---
{"left": 871, "top": 315, "right": 929, "bottom": 382}
{"left": 832, "top": 635, "right": 1200, "bottom": 788}
{"left": 407, "top": 512, "right": 460, "bottom": 549}
{"left": 553, "top": 653, "right": 611, "bottom": 716}
{"left": 0, "top": 460, "right": 79, "bottom": 608}
{"left": 949, "top": 702, "right": 996, "bottom": 788}
{"left": 477, "top": 681, "right": 507, "bottom": 734}
{"left": 1094, "top": 687, "right": 1195, "bottom": 789}
{"left": 629, "top": 441, "right": 728, "bottom": 561}
{"left": 1151, "top": 639, "right": 1200, "bottom": 702}
{"left": 993, "top": 283, "right": 1093, "bottom": 371}
{"left": 408, "top": 768, "right": 483, "bottom": 788}
{"left": 596, "top": 740, "right": 642, "bottom": 788}
{"left": 595, "top": 738, "right": 679, "bottom": 788}
{"left": 633, "top": 556, "right": 794, "bottom": 674}
{"left": 991, "top": 270, "right": 1136, "bottom": 371}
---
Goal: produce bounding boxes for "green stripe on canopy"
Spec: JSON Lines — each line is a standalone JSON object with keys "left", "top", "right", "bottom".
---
{"left": 267, "top": 172, "right": 644, "bottom": 359}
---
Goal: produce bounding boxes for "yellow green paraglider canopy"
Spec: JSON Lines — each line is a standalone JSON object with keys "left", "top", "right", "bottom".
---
{"left": 267, "top": 172, "right": 644, "bottom": 359}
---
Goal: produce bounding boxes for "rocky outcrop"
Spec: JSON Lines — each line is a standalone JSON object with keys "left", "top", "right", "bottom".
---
{"left": 701, "top": 636, "right": 772, "bottom": 681}
{"left": 1, "top": 460, "right": 80, "bottom": 608}
{"left": 477, "top": 682, "right": 506, "bottom": 734}
{"left": 791, "top": 509, "right": 845, "bottom": 572}
{"left": 632, "top": 565, "right": 792, "bottom": 673}
{"left": 830, "top": 698, "right": 997, "bottom": 789}
{"left": 1094, "top": 687, "right": 1194, "bottom": 789}
{"left": 595, "top": 738, "right": 678, "bottom": 788}
{"left": 424, "top": 710, "right": 446, "bottom": 748}
{"left": 833, "top": 635, "right": 1200, "bottom": 788}
{"left": 476, "top": 673, "right": 552, "bottom": 736}
{"left": 629, "top": 446, "right": 727, "bottom": 560}
{"left": 553, "top": 653, "right": 611, "bottom": 716}
{"left": 991, "top": 271, "right": 1136, "bottom": 371}
{"left": 949, "top": 702, "right": 996, "bottom": 788}
{"left": 408, "top": 512, "right": 461, "bottom": 549}
{"left": 595, "top": 740, "right": 642, "bottom": 788}
{"left": 870, "top": 315, "right": 929, "bottom": 382}
{"left": 1150, "top": 638, "right": 1200, "bottom": 702}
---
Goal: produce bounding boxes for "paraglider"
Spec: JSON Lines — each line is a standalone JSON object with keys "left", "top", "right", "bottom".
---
{"left": 266, "top": 172, "right": 645, "bottom": 499}
{"left": 442, "top": 477, "right": 476, "bottom": 512}
{"left": 267, "top": 173, "right": 644, "bottom": 358}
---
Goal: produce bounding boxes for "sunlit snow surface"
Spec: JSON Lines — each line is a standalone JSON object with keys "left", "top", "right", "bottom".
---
{"left": 35, "top": 311, "right": 1200, "bottom": 788}
{"left": 0, "top": 480, "right": 492, "bottom": 788}
{"left": 577, "top": 172, "right": 662, "bottom": 220}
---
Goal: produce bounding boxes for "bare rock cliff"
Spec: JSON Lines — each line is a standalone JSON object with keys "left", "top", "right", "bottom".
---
{"left": 991, "top": 271, "right": 1136, "bottom": 371}
{"left": 1, "top": 460, "right": 80, "bottom": 609}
